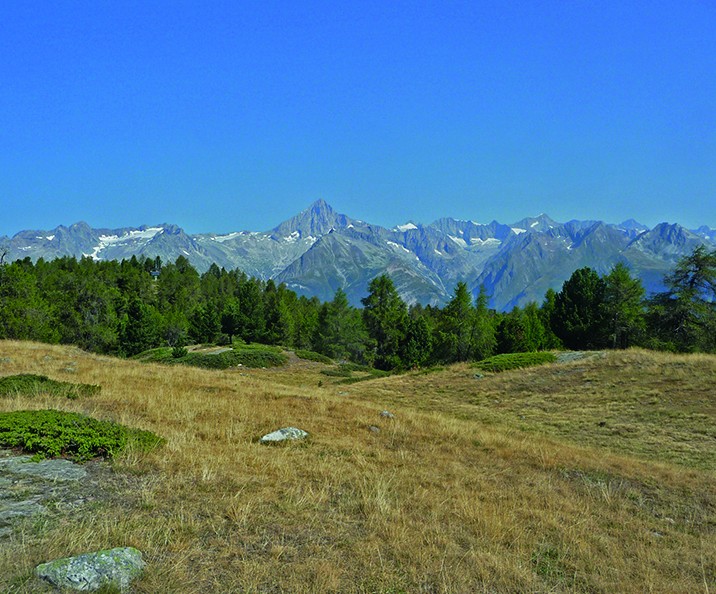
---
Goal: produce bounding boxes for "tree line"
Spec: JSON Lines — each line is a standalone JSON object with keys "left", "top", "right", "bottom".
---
{"left": 0, "top": 247, "right": 714, "bottom": 368}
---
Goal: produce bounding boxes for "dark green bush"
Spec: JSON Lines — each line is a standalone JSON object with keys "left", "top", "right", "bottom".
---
{"left": 0, "top": 374, "right": 100, "bottom": 399}
{"left": 133, "top": 344, "right": 288, "bottom": 369}
{"left": 294, "top": 350, "right": 333, "bottom": 364}
{"left": 0, "top": 409, "right": 164, "bottom": 462}
{"left": 172, "top": 346, "right": 189, "bottom": 359}
{"left": 473, "top": 352, "right": 557, "bottom": 373}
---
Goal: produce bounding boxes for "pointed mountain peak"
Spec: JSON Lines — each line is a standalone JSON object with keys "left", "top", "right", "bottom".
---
{"left": 270, "top": 199, "right": 353, "bottom": 239}
{"left": 619, "top": 218, "right": 649, "bottom": 232}
{"left": 511, "top": 213, "right": 559, "bottom": 233}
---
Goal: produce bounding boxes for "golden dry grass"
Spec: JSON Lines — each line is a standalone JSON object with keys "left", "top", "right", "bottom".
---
{"left": 0, "top": 341, "right": 714, "bottom": 593}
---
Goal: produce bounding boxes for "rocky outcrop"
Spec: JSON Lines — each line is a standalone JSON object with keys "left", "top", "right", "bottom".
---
{"left": 35, "top": 547, "right": 145, "bottom": 592}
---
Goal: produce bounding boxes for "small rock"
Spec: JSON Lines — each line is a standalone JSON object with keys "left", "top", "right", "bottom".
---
{"left": 379, "top": 410, "right": 395, "bottom": 419}
{"left": 35, "top": 547, "right": 145, "bottom": 592}
{"left": 368, "top": 425, "right": 381, "bottom": 434}
{"left": 259, "top": 427, "right": 309, "bottom": 444}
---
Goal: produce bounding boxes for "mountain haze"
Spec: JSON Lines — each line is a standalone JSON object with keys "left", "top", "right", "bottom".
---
{"left": 2, "top": 201, "right": 714, "bottom": 310}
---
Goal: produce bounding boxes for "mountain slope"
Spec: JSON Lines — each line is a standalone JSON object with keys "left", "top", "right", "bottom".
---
{"left": 1, "top": 200, "right": 713, "bottom": 309}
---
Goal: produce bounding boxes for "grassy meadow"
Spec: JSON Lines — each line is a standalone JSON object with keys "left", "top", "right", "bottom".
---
{"left": 0, "top": 340, "right": 714, "bottom": 593}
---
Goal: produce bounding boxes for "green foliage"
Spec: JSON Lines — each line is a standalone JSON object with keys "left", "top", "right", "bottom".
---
{"left": 602, "top": 262, "right": 646, "bottom": 349}
{"left": 119, "top": 296, "right": 161, "bottom": 356}
{"left": 172, "top": 345, "right": 189, "bottom": 358}
{"left": 0, "top": 374, "right": 100, "bottom": 399}
{"left": 0, "top": 409, "right": 164, "bottom": 461}
{"left": 552, "top": 267, "right": 607, "bottom": 349}
{"left": 313, "top": 288, "right": 374, "bottom": 364}
{"left": 294, "top": 349, "right": 333, "bottom": 364}
{"left": 400, "top": 315, "right": 433, "bottom": 368}
{"left": 362, "top": 275, "right": 408, "bottom": 370}
{"left": 320, "top": 363, "right": 391, "bottom": 383}
{"left": 134, "top": 344, "right": 288, "bottom": 369}
{"left": 647, "top": 246, "right": 716, "bottom": 353}
{"left": 473, "top": 352, "right": 557, "bottom": 373}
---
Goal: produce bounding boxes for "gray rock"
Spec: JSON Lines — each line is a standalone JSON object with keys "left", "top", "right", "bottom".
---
{"left": 259, "top": 427, "right": 309, "bottom": 444}
{"left": 368, "top": 425, "right": 381, "bottom": 434}
{"left": 35, "top": 547, "right": 145, "bottom": 592}
{"left": 0, "top": 497, "right": 46, "bottom": 523}
{"left": 0, "top": 455, "right": 87, "bottom": 481}
{"left": 379, "top": 410, "right": 395, "bottom": 419}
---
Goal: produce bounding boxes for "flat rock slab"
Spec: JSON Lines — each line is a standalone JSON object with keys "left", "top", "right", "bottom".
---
{"left": 259, "top": 427, "right": 309, "bottom": 444}
{"left": 0, "top": 497, "right": 46, "bottom": 523}
{"left": 0, "top": 455, "right": 87, "bottom": 481}
{"left": 0, "top": 450, "right": 90, "bottom": 539}
{"left": 36, "top": 546, "right": 145, "bottom": 592}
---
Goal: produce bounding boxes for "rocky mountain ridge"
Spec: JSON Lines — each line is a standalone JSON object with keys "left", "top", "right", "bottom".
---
{"left": 2, "top": 199, "right": 713, "bottom": 310}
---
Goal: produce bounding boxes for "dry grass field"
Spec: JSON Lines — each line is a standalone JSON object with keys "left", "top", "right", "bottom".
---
{"left": 0, "top": 341, "right": 714, "bottom": 593}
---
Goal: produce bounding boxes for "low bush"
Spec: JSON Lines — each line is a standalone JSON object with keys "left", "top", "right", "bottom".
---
{"left": 320, "top": 363, "right": 392, "bottom": 383}
{"left": 0, "top": 409, "right": 164, "bottom": 462}
{"left": 0, "top": 374, "right": 100, "bottom": 399}
{"left": 474, "top": 352, "right": 557, "bottom": 373}
{"left": 134, "top": 344, "right": 288, "bottom": 369}
{"left": 294, "top": 350, "right": 333, "bottom": 364}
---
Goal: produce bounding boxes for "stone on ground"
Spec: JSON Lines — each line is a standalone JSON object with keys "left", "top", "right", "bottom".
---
{"left": 35, "top": 547, "right": 145, "bottom": 592}
{"left": 259, "top": 427, "right": 309, "bottom": 444}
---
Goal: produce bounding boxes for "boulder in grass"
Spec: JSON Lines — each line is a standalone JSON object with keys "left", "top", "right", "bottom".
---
{"left": 259, "top": 427, "right": 309, "bottom": 444}
{"left": 35, "top": 547, "right": 145, "bottom": 592}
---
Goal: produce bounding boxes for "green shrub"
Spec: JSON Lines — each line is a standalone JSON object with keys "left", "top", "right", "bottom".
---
{"left": 294, "top": 350, "right": 333, "bottom": 364}
{"left": 0, "top": 374, "right": 100, "bottom": 399}
{"left": 473, "top": 352, "right": 557, "bottom": 373}
{"left": 172, "top": 346, "right": 189, "bottom": 359}
{"left": 0, "top": 409, "right": 164, "bottom": 462}
{"left": 134, "top": 344, "right": 288, "bottom": 369}
{"left": 320, "top": 367, "right": 354, "bottom": 378}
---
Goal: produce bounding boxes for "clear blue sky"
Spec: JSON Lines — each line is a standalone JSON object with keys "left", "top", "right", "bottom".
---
{"left": 1, "top": 1, "right": 714, "bottom": 236}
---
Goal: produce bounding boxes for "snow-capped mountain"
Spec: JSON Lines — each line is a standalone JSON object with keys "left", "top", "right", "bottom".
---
{"left": 1, "top": 200, "right": 713, "bottom": 310}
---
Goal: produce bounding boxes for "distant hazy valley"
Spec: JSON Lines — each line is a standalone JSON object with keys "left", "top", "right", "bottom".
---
{"left": 2, "top": 200, "right": 714, "bottom": 310}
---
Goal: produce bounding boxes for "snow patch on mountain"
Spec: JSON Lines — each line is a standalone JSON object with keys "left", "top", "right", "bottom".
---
{"left": 284, "top": 231, "right": 301, "bottom": 243}
{"left": 212, "top": 232, "right": 242, "bottom": 242}
{"left": 84, "top": 227, "right": 164, "bottom": 261}
{"left": 472, "top": 237, "right": 502, "bottom": 246}
{"left": 386, "top": 241, "right": 411, "bottom": 253}
{"left": 448, "top": 235, "right": 468, "bottom": 248}
{"left": 395, "top": 223, "right": 418, "bottom": 232}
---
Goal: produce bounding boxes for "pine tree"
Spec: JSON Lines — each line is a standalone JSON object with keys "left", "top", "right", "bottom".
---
{"left": 647, "top": 246, "right": 716, "bottom": 352}
{"left": 438, "top": 282, "right": 476, "bottom": 362}
{"left": 552, "top": 267, "right": 607, "bottom": 349}
{"left": 314, "top": 288, "right": 373, "bottom": 363}
{"left": 602, "top": 262, "right": 645, "bottom": 349}
{"left": 361, "top": 275, "right": 408, "bottom": 370}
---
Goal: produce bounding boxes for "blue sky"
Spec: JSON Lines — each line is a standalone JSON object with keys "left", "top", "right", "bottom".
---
{"left": 1, "top": 1, "right": 714, "bottom": 236}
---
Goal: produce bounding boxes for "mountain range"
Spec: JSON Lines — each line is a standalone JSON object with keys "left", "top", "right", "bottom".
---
{"left": 1, "top": 199, "right": 714, "bottom": 310}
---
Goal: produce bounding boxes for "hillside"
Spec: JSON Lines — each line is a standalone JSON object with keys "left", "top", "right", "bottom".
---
{"left": 2, "top": 200, "right": 714, "bottom": 310}
{"left": 1, "top": 342, "right": 715, "bottom": 593}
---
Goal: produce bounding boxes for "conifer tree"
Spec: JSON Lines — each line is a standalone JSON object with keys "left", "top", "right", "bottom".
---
{"left": 362, "top": 275, "right": 408, "bottom": 369}
{"left": 602, "top": 262, "right": 645, "bottom": 349}
{"left": 552, "top": 267, "right": 607, "bottom": 349}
